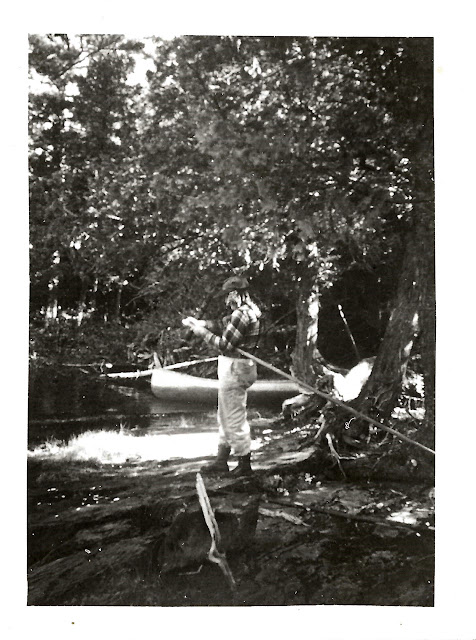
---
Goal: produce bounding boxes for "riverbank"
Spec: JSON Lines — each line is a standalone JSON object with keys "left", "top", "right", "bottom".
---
{"left": 28, "top": 414, "right": 434, "bottom": 607}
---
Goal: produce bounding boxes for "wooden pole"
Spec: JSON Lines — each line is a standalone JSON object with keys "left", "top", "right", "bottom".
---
{"left": 236, "top": 348, "right": 435, "bottom": 456}
{"left": 102, "top": 369, "right": 154, "bottom": 379}
{"left": 337, "top": 304, "right": 361, "bottom": 362}
{"left": 165, "top": 357, "right": 218, "bottom": 370}
{"left": 102, "top": 357, "right": 218, "bottom": 379}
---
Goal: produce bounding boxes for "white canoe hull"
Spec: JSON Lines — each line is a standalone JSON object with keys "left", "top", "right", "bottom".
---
{"left": 150, "top": 368, "right": 299, "bottom": 407}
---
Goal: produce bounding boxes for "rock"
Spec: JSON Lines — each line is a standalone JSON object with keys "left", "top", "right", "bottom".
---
{"left": 160, "top": 494, "right": 260, "bottom": 573}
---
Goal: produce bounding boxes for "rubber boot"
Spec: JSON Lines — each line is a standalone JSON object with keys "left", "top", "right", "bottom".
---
{"left": 200, "top": 444, "right": 231, "bottom": 475}
{"left": 230, "top": 453, "right": 253, "bottom": 477}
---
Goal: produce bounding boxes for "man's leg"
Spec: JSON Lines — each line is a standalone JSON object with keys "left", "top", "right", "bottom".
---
{"left": 201, "top": 356, "right": 235, "bottom": 475}
{"left": 218, "top": 359, "right": 257, "bottom": 475}
{"left": 217, "top": 383, "right": 251, "bottom": 456}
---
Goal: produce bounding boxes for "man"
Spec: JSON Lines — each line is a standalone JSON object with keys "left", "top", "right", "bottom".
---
{"left": 182, "top": 276, "right": 261, "bottom": 476}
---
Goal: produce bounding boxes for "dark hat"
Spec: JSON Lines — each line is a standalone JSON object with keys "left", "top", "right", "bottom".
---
{"left": 222, "top": 276, "right": 249, "bottom": 292}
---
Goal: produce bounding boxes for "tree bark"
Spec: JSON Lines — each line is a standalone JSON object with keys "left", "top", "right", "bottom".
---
{"left": 112, "top": 282, "right": 123, "bottom": 323}
{"left": 291, "top": 267, "right": 320, "bottom": 385}
{"left": 419, "top": 222, "right": 435, "bottom": 435}
{"left": 413, "top": 156, "right": 435, "bottom": 436}
{"left": 353, "top": 170, "right": 434, "bottom": 432}
{"left": 354, "top": 228, "right": 422, "bottom": 423}
{"left": 76, "top": 277, "right": 89, "bottom": 327}
{"left": 45, "top": 275, "right": 59, "bottom": 325}
{"left": 89, "top": 276, "right": 101, "bottom": 319}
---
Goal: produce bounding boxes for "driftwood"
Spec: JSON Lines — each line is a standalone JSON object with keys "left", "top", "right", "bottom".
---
{"left": 195, "top": 473, "right": 236, "bottom": 592}
{"left": 263, "top": 497, "right": 434, "bottom": 534}
{"left": 258, "top": 506, "right": 309, "bottom": 527}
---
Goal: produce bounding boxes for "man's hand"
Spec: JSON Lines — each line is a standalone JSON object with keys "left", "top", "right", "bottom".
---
{"left": 182, "top": 317, "right": 207, "bottom": 337}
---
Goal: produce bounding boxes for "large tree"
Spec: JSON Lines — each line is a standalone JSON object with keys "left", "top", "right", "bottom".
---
{"left": 143, "top": 36, "right": 425, "bottom": 382}
{"left": 339, "top": 38, "right": 435, "bottom": 438}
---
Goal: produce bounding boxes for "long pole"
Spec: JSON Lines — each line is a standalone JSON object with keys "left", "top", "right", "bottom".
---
{"left": 236, "top": 348, "right": 435, "bottom": 456}
{"left": 103, "top": 357, "right": 218, "bottom": 379}
{"left": 337, "top": 304, "right": 360, "bottom": 362}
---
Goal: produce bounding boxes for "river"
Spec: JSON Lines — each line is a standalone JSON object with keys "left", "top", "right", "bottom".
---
{"left": 27, "top": 366, "right": 281, "bottom": 459}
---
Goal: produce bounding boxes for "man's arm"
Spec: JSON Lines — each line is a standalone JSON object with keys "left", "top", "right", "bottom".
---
{"left": 183, "top": 308, "right": 248, "bottom": 353}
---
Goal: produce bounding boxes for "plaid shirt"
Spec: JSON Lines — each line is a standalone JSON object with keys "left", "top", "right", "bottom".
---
{"left": 200, "top": 304, "right": 260, "bottom": 355}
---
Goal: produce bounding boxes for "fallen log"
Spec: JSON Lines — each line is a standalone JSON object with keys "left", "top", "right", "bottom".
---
{"left": 258, "top": 506, "right": 309, "bottom": 527}
{"left": 263, "top": 497, "right": 434, "bottom": 533}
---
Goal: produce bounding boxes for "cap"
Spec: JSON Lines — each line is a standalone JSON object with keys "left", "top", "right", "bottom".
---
{"left": 222, "top": 276, "right": 249, "bottom": 292}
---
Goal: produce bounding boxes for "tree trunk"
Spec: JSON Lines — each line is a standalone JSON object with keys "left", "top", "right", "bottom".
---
{"left": 45, "top": 275, "right": 59, "bottom": 325}
{"left": 76, "top": 277, "right": 88, "bottom": 327}
{"left": 45, "top": 251, "right": 61, "bottom": 325}
{"left": 413, "top": 153, "right": 435, "bottom": 436}
{"left": 112, "top": 282, "right": 123, "bottom": 323}
{"left": 354, "top": 229, "right": 421, "bottom": 423}
{"left": 354, "top": 193, "right": 434, "bottom": 430}
{"left": 89, "top": 276, "right": 100, "bottom": 319}
{"left": 291, "top": 268, "right": 319, "bottom": 385}
{"left": 418, "top": 219, "right": 435, "bottom": 435}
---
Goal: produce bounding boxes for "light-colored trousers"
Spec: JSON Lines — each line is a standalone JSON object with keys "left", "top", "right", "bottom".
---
{"left": 217, "top": 355, "right": 257, "bottom": 456}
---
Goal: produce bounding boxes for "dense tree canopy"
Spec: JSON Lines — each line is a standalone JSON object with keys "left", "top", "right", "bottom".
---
{"left": 29, "top": 35, "right": 434, "bottom": 419}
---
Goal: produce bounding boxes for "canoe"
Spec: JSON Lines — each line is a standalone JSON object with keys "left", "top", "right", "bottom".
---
{"left": 150, "top": 368, "right": 300, "bottom": 408}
